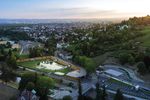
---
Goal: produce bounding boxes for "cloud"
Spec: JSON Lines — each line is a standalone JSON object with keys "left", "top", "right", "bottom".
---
{"left": 1, "top": 7, "right": 148, "bottom": 19}
{"left": 30, "top": 7, "right": 146, "bottom": 19}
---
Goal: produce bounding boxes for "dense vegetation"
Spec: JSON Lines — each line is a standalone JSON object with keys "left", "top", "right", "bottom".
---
{"left": 64, "top": 15, "right": 150, "bottom": 74}
{"left": 0, "top": 29, "right": 31, "bottom": 41}
{"left": 73, "top": 56, "right": 96, "bottom": 73}
{"left": 65, "top": 22, "right": 142, "bottom": 57}
{"left": 19, "top": 72, "right": 54, "bottom": 100}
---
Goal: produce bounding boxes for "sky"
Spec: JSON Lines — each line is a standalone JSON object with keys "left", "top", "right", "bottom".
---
{"left": 0, "top": 0, "right": 150, "bottom": 19}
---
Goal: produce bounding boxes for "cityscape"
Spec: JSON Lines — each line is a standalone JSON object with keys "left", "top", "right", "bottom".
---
{"left": 0, "top": 0, "right": 150, "bottom": 100}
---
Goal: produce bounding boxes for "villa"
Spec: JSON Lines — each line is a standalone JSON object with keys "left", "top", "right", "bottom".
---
{"left": 18, "top": 89, "right": 40, "bottom": 100}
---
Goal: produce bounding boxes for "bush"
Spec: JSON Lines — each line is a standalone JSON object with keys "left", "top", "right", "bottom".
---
{"left": 23, "top": 67, "right": 26, "bottom": 71}
{"left": 68, "top": 82, "right": 74, "bottom": 87}
{"left": 63, "top": 95, "right": 72, "bottom": 100}
{"left": 118, "top": 52, "right": 135, "bottom": 65}
{"left": 137, "top": 62, "right": 147, "bottom": 75}
{"left": 9, "top": 95, "right": 17, "bottom": 100}
{"left": 73, "top": 56, "right": 96, "bottom": 73}
{"left": 26, "top": 82, "right": 35, "bottom": 91}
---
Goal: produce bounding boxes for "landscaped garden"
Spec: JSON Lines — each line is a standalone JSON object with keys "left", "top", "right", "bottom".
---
{"left": 17, "top": 58, "right": 72, "bottom": 74}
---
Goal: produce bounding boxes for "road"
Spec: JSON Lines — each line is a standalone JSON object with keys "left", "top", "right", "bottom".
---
{"left": 94, "top": 64, "right": 150, "bottom": 100}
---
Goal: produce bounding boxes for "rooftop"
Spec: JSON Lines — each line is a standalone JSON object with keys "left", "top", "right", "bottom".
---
{"left": 105, "top": 69, "right": 123, "bottom": 77}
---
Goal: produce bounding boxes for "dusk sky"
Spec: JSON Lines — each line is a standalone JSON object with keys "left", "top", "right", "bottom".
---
{"left": 0, "top": 0, "right": 150, "bottom": 19}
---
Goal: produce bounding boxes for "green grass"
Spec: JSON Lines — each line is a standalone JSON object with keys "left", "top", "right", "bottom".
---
{"left": 108, "top": 78, "right": 132, "bottom": 86}
{"left": 17, "top": 59, "right": 71, "bottom": 74}
{"left": 18, "top": 54, "right": 29, "bottom": 59}
{"left": 3, "top": 48, "right": 29, "bottom": 59}
{"left": 92, "top": 52, "right": 112, "bottom": 66}
{"left": 17, "top": 59, "right": 42, "bottom": 68}
{"left": 139, "top": 26, "right": 150, "bottom": 47}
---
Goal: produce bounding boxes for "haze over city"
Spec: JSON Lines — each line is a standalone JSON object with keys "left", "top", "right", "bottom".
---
{"left": 1, "top": 0, "right": 150, "bottom": 19}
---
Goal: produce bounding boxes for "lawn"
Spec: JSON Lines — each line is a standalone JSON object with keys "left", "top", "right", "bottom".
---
{"left": 92, "top": 52, "right": 112, "bottom": 66}
{"left": 18, "top": 54, "right": 29, "bottom": 59}
{"left": 139, "top": 26, "right": 150, "bottom": 47}
{"left": 108, "top": 78, "right": 132, "bottom": 86}
{"left": 17, "top": 59, "right": 71, "bottom": 74}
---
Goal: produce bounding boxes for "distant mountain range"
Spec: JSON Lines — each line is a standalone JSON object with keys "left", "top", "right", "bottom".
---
{"left": 0, "top": 18, "right": 124, "bottom": 24}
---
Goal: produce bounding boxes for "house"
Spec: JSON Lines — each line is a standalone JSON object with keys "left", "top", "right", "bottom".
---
{"left": 18, "top": 89, "right": 40, "bottom": 100}
{"left": 119, "top": 25, "right": 129, "bottom": 30}
{"left": 12, "top": 44, "right": 21, "bottom": 49}
{"left": 0, "top": 41, "right": 7, "bottom": 45}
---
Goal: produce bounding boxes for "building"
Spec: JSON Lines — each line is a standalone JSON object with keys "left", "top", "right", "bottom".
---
{"left": 12, "top": 44, "right": 21, "bottom": 49}
{"left": 18, "top": 89, "right": 40, "bottom": 100}
{"left": 0, "top": 41, "right": 7, "bottom": 45}
{"left": 66, "top": 69, "right": 87, "bottom": 78}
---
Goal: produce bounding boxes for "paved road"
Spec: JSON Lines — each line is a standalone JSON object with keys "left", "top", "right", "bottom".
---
{"left": 96, "top": 72, "right": 150, "bottom": 100}
{"left": 0, "top": 83, "right": 19, "bottom": 100}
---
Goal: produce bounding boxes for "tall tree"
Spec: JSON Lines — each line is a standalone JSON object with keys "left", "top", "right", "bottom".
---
{"left": 78, "top": 79, "right": 83, "bottom": 100}
{"left": 96, "top": 82, "right": 101, "bottom": 100}
{"left": 143, "top": 56, "right": 150, "bottom": 69}
{"left": 1, "top": 67, "right": 15, "bottom": 84}
{"left": 114, "top": 89, "right": 124, "bottom": 100}
{"left": 137, "top": 62, "right": 147, "bottom": 75}
{"left": 6, "top": 53, "right": 17, "bottom": 69}
{"left": 45, "top": 33, "right": 56, "bottom": 56}
{"left": 102, "top": 86, "right": 107, "bottom": 100}
{"left": 29, "top": 47, "right": 44, "bottom": 58}
{"left": 63, "top": 95, "right": 72, "bottom": 100}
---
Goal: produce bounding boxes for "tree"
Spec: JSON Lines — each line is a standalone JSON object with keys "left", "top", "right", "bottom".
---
{"left": 8, "top": 49, "right": 12, "bottom": 56}
{"left": 96, "top": 82, "right": 101, "bottom": 100}
{"left": 101, "top": 86, "right": 107, "bottom": 100}
{"left": 0, "top": 68, "right": 16, "bottom": 84}
{"left": 0, "top": 47, "right": 5, "bottom": 55}
{"left": 128, "top": 55, "right": 135, "bottom": 65}
{"left": 36, "top": 76, "right": 54, "bottom": 100}
{"left": 29, "top": 47, "right": 44, "bottom": 58}
{"left": 119, "top": 52, "right": 134, "bottom": 65}
{"left": 74, "top": 56, "right": 96, "bottom": 73}
{"left": 137, "top": 62, "right": 147, "bottom": 75}
{"left": 18, "top": 72, "right": 38, "bottom": 91}
{"left": 78, "top": 79, "right": 83, "bottom": 100}
{"left": 26, "top": 82, "right": 35, "bottom": 91}
{"left": 63, "top": 95, "right": 72, "bottom": 100}
{"left": 143, "top": 56, "right": 150, "bottom": 69}
{"left": 6, "top": 53, "right": 17, "bottom": 69}
{"left": 84, "top": 57, "right": 96, "bottom": 73}
{"left": 114, "top": 89, "right": 124, "bottom": 100}
{"left": 0, "top": 47, "right": 6, "bottom": 61}
{"left": 6, "top": 42, "right": 12, "bottom": 48}
{"left": 36, "top": 76, "right": 54, "bottom": 89}
{"left": 45, "top": 34, "right": 56, "bottom": 56}
{"left": 18, "top": 72, "right": 54, "bottom": 100}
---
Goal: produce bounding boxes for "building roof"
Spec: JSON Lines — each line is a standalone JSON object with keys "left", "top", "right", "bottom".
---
{"left": 49, "top": 89, "right": 71, "bottom": 99}
{"left": 105, "top": 69, "right": 123, "bottom": 77}
{"left": 54, "top": 72, "right": 65, "bottom": 76}
{"left": 66, "top": 69, "right": 86, "bottom": 78}
{"left": 18, "top": 89, "right": 39, "bottom": 100}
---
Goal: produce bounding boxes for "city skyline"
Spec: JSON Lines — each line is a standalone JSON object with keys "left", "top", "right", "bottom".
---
{"left": 0, "top": 0, "right": 150, "bottom": 19}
